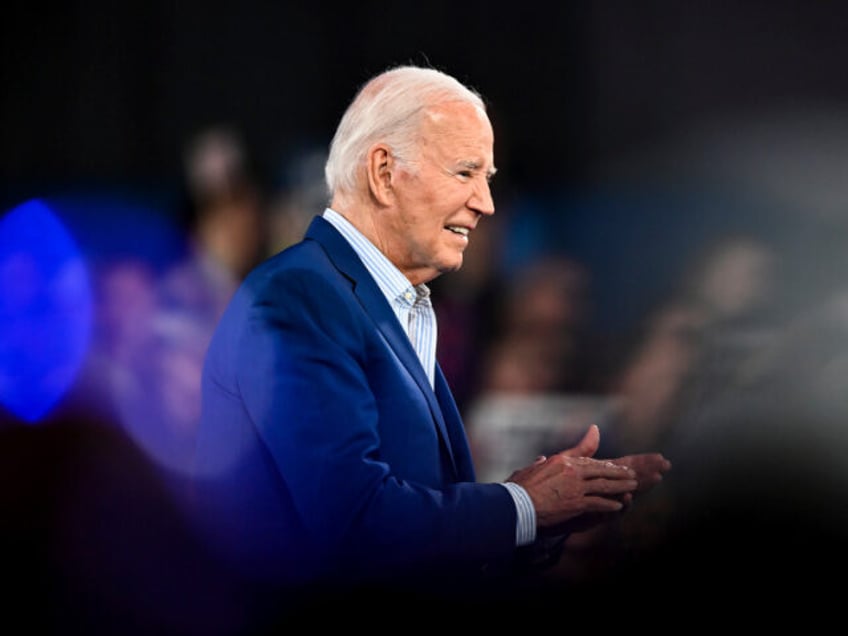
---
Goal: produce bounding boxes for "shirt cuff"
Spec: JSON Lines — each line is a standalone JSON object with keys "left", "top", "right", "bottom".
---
{"left": 501, "top": 482, "right": 537, "bottom": 546}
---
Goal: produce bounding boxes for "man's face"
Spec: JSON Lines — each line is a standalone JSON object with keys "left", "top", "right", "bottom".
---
{"left": 379, "top": 100, "right": 496, "bottom": 286}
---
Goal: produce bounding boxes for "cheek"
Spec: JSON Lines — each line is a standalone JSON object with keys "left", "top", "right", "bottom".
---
{"left": 408, "top": 218, "right": 443, "bottom": 253}
{"left": 402, "top": 198, "right": 443, "bottom": 232}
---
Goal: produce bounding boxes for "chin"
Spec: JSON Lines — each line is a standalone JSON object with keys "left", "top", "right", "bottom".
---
{"left": 443, "top": 257, "right": 464, "bottom": 273}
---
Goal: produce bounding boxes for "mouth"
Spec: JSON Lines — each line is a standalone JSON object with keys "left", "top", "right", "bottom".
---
{"left": 445, "top": 225, "right": 470, "bottom": 237}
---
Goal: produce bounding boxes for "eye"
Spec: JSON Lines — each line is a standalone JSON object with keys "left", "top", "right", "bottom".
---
{"left": 457, "top": 170, "right": 473, "bottom": 179}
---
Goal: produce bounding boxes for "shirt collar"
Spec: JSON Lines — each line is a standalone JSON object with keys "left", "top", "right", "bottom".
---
{"left": 322, "top": 207, "right": 430, "bottom": 304}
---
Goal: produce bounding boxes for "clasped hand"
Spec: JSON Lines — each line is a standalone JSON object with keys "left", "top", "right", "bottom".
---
{"left": 506, "top": 424, "right": 671, "bottom": 536}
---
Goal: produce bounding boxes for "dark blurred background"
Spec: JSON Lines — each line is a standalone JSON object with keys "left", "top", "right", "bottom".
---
{"left": 5, "top": 1, "right": 848, "bottom": 189}
{"left": 3, "top": 1, "right": 848, "bottom": 631}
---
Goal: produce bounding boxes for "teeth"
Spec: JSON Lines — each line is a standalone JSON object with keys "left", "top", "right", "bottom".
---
{"left": 446, "top": 226, "right": 469, "bottom": 236}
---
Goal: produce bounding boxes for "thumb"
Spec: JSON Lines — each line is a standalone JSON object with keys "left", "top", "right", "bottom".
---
{"left": 563, "top": 424, "right": 600, "bottom": 458}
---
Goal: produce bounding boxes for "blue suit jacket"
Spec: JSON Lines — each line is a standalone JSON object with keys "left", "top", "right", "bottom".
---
{"left": 193, "top": 215, "right": 518, "bottom": 590}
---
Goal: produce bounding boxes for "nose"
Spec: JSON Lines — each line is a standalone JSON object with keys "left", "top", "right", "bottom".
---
{"left": 469, "top": 177, "right": 495, "bottom": 217}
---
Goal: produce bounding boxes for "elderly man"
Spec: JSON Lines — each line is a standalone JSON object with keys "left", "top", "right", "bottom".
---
{"left": 192, "top": 64, "right": 670, "bottom": 612}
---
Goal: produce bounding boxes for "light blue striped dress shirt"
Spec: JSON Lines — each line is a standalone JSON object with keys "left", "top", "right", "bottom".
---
{"left": 323, "top": 208, "right": 536, "bottom": 546}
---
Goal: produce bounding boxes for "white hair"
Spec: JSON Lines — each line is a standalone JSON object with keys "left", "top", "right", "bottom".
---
{"left": 324, "top": 65, "right": 486, "bottom": 198}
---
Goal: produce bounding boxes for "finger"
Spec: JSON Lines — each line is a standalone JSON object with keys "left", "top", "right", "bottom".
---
{"left": 621, "top": 453, "right": 673, "bottom": 474}
{"left": 562, "top": 424, "right": 600, "bottom": 458}
{"left": 549, "top": 453, "right": 629, "bottom": 472}
{"left": 579, "top": 459, "right": 637, "bottom": 480}
{"left": 621, "top": 455, "right": 672, "bottom": 490}
{"left": 637, "top": 471, "right": 666, "bottom": 490}
{"left": 582, "top": 495, "right": 627, "bottom": 513}
{"left": 584, "top": 478, "right": 639, "bottom": 496}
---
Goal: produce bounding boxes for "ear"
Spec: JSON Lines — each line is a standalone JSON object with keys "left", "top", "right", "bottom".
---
{"left": 366, "top": 144, "right": 394, "bottom": 206}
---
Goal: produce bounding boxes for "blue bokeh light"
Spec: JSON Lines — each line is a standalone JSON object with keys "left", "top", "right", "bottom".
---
{"left": 0, "top": 199, "right": 93, "bottom": 423}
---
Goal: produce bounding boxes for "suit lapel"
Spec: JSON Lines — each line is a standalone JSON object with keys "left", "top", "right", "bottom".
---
{"left": 305, "top": 216, "right": 459, "bottom": 478}
{"left": 434, "top": 364, "right": 476, "bottom": 481}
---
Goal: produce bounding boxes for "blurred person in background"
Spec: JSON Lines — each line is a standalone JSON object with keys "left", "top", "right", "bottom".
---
{"left": 76, "top": 126, "right": 270, "bottom": 498}
{"left": 475, "top": 254, "right": 596, "bottom": 397}
{"left": 76, "top": 257, "right": 161, "bottom": 427}
{"left": 162, "top": 125, "right": 267, "bottom": 321}
{"left": 154, "top": 126, "right": 268, "bottom": 466}
{"left": 191, "top": 64, "right": 670, "bottom": 624}
{"left": 609, "top": 234, "right": 779, "bottom": 456}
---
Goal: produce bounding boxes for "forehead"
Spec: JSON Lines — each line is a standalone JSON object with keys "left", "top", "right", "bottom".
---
{"left": 420, "top": 101, "right": 494, "bottom": 158}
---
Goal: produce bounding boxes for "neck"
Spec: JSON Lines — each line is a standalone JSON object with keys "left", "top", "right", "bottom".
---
{"left": 330, "top": 194, "right": 384, "bottom": 252}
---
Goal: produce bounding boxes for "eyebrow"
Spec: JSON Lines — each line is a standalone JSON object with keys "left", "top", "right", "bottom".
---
{"left": 458, "top": 160, "right": 498, "bottom": 180}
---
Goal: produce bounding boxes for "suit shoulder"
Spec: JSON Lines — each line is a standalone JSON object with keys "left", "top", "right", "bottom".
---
{"left": 246, "top": 239, "right": 330, "bottom": 281}
{"left": 236, "top": 238, "right": 352, "bottom": 305}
